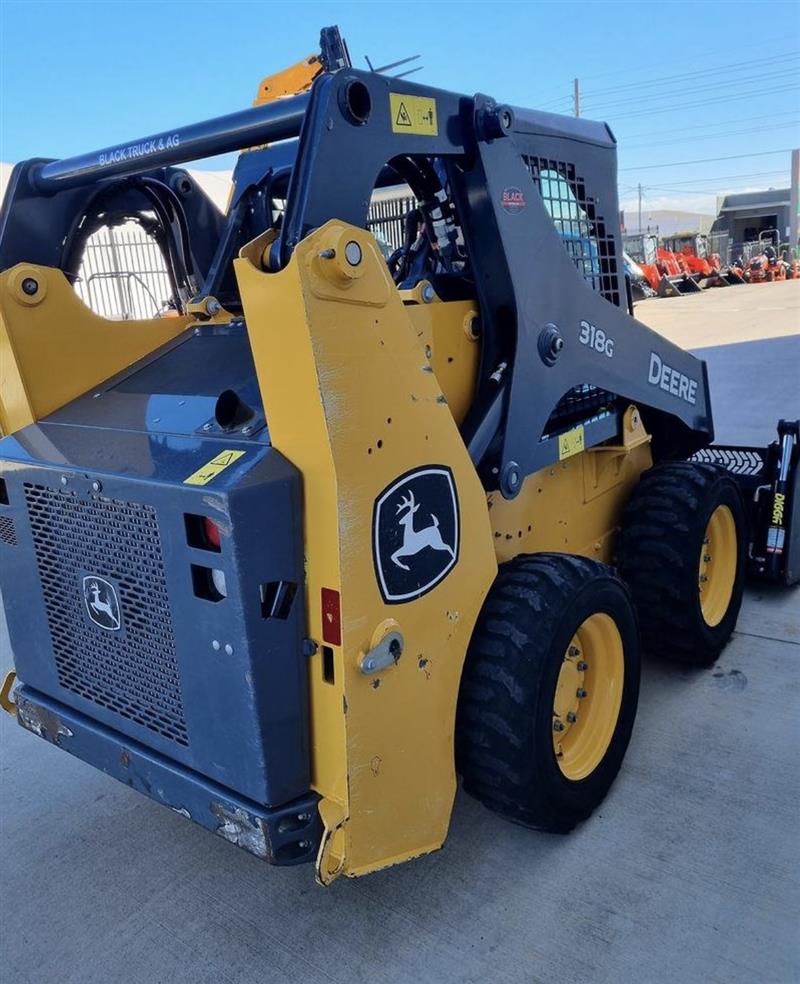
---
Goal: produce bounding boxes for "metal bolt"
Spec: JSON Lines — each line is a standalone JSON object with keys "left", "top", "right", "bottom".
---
{"left": 91, "top": 480, "right": 102, "bottom": 493}
{"left": 700, "top": 575, "right": 708, "bottom": 583}
{"left": 21, "top": 277, "right": 39, "bottom": 296}
{"left": 576, "top": 688, "right": 588, "bottom": 698}
{"left": 297, "top": 813, "right": 311, "bottom": 822}
{"left": 553, "top": 719, "right": 565, "bottom": 732}
{"left": 577, "top": 660, "right": 588, "bottom": 671}
{"left": 704, "top": 555, "right": 712, "bottom": 562}
{"left": 206, "top": 298, "right": 221, "bottom": 315}
{"left": 241, "top": 425, "right": 252, "bottom": 435}
{"left": 60, "top": 475, "right": 68, "bottom": 487}
{"left": 224, "top": 643, "right": 234, "bottom": 656}
{"left": 703, "top": 536, "right": 710, "bottom": 545}
{"left": 319, "top": 248, "right": 336, "bottom": 259}
{"left": 421, "top": 283, "right": 436, "bottom": 303}
{"left": 566, "top": 711, "right": 577, "bottom": 723}
{"left": 568, "top": 646, "right": 580, "bottom": 658}
{"left": 344, "top": 240, "right": 362, "bottom": 266}
{"left": 212, "top": 640, "right": 221, "bottom": 651}
{"left": 203, "top": 422, "right": 213, "bottom": 431}
{"left": 298, "top": 840, "right": 310, "bottom": 849}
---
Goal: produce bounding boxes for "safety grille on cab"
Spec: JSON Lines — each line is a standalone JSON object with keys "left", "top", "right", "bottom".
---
{"left": 24, "top": 483, "right": 188, "bottom": 746}
{"left": 524, "top": 156, "right": 621, "bottom": 308}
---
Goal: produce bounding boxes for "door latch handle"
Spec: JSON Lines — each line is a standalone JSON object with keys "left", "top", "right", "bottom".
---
{"left": 359, "top": 631, "right": 404, "bottom": 674}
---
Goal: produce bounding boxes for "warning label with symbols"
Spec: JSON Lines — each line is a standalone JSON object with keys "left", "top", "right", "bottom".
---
{"left": 390, "top": 93, "right": 438, "bottom": 135}
{"left": 183, "top": 449, "right": 246, "bottom": 486}
{"left": 558, "top": 425, "right": 585, "bottom": 461}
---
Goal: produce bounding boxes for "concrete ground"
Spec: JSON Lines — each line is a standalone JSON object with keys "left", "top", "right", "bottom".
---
{"left": 1, "top": 282, "right": 798, "bottom": 984}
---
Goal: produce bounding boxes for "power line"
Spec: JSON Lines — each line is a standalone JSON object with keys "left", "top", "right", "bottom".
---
{"left": 580, "top": 51, "right": 800, "bottom": 101}
{"left": 608, "top": 84, "right": 797, "bottom": 120}
{"left": 535, "top": 32, "right": 792, "bottom": 95}
{"left": 620, "top": 118, "right": 800, "bottom": 148}
{"left": 620, "top": 149, "right": 794, "bottom": 172}
{"left": 582, "top": 66, "right": 798, "bottom": 112}
{"left": 623, "top": 121, "right": 800, "bottom": 151}
{"left": 642, "top": 169, "right": 788, "bottom": 188}
{"left": 530, "top": 34, "right": 796, "bottom": 110}
{"left": 614, "top": 109, "right": 800, "bottom": 140}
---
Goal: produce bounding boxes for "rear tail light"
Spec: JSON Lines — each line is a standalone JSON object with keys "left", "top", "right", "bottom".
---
{"left": 185, "top": 513, "right": 222, "bottom": 552}
{"left": 203, "top": 517, "right": 221, "bottom": 550}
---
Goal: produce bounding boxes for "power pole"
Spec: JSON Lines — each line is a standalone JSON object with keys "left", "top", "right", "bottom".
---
{"left": 638, "top": 184, "right": 643, "bottom": 234}
{"left": 790, "top": 149, "right": 799, "bottom": 255}
{"left": 573, "top": 78, "right": 580, "bottom": 117}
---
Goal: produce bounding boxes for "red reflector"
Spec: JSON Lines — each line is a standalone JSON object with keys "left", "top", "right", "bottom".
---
{"left": 203, "top": 517, "right": 221, "bottom": 549}
{"left": 321, "top": 587, "right": 342, "bottom": 646}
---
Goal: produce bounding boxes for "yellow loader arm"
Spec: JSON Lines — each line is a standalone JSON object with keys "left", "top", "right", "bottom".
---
{"left": 253, "top": 54, "right": 324, "bottom": 106}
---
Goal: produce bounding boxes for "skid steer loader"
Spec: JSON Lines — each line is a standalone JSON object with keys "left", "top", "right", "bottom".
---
{"left": 1, "top": 31, "right": 798, "bottom": 884}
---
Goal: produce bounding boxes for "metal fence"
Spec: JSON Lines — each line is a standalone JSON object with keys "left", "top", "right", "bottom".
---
{"left": 367, "top": 194, "right": 416, "bottom": 252}
{"left": 75, "top": 223, "right": 173, "bottom": 320}
{"left": 72, "top": 197, "right": 420, "bottom": 321}
{"left": 707, "top": 232, "right": 730, "bottom": 265}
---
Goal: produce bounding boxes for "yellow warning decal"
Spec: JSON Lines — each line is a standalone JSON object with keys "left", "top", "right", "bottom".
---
{"left": 558, "top": 425, "right": 585, "bottom": 461}
{"left": 184, "top": 449, "right": 246, "bottom": 486}
{"left": 390, "top": 93, "right": 438, "bottom": 135}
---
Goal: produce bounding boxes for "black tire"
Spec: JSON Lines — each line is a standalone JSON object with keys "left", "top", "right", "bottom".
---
{"left": 456, "top": 553, "right": 640, "bottom": 833}
{"left": 618, "top": 461, "right": 746, "bottom": 666}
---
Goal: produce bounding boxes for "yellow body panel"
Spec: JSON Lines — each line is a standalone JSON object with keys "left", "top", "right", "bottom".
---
{"left": 404, "top": 295, "right": 480, "bottom": 426}
{"left": 490, "top": 407, "right": 652, "bottom": 565}
{"left": 0, "top": 264, "right": 188, "bottom": 435}
{"left": 235, "top": 222, "right": 497, "bottom": 881}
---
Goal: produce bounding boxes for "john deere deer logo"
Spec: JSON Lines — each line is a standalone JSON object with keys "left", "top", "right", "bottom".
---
{"left": 391, "top": 490, "right": 455, "bottom": 571}
{"left": 82, "top": 575, "right": 122, "bottom": 631}
{"left": 373, "top": 466, "right": 460, "bottom": 603}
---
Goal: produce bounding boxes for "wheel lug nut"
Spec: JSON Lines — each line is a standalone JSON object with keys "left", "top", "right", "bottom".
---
{"left": 553, "top": 719, "right": 564, "bottom": 732}
{"left": 577, "top": 661, "right": 588, "bottom": 671}
{"left": 576, "top": 688, "right": 587, "bottom": 698}
{"left": 566, "top": 711, "right": 577, "bottom": 723}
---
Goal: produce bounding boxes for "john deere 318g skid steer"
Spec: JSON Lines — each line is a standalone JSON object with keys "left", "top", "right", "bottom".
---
{"left": 1, "top": 30, "right": 797, "bottom": 884}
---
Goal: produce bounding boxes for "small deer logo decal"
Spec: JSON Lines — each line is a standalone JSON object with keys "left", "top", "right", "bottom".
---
{"left": 391, "top": 490, "right": 455, "bottom": 571}
{"left": 373, "top": 466, "right": 460, "bottom": 603}
{"left": 82, "top": 576, "right": 122, "bottom": 631}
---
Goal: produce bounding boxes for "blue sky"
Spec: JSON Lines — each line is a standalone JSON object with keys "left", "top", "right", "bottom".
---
{"left": 1, "top": 0, "right": 798, "bottom": 217}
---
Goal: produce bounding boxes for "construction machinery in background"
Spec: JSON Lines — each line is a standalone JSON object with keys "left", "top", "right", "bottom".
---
{"left": 740, "top": 243, "right": 798, "bottom": 283}
{"left": 1, "top": 28, "right": 798, "bottom": 885}
{"left": 662, "top": 234, "right": 745, "bottom": 287}
{"left": 623, "top": 233, "right": 701, "bottom": 296}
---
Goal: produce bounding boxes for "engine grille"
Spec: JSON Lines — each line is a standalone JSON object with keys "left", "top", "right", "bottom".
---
{"left": 24, "top": 483, "right": 188, "bottom": 746}
{"left": 0, "top": 515, "right": 17, "bottom": 546}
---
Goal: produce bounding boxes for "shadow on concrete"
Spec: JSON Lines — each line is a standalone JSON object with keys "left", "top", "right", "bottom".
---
{"left": 693, "top": 334, "right": 800, "bottom": 446}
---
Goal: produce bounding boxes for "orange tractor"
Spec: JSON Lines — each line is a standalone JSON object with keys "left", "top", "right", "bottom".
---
{"left": 623, "top": 234, "right": 701, "bottom": 296}
{"left": 662, "top": 234, "right": 745, "bottom": 287}
{"left": 742, "top": 245, "right": 797, "bottom": 282}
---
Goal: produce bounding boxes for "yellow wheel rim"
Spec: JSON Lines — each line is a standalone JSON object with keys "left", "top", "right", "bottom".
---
{"left": 698, "top": 504, "right": 737, "bottom": 627}
{"left": 552, "top": 613, "right": 624, "bottom": 781}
